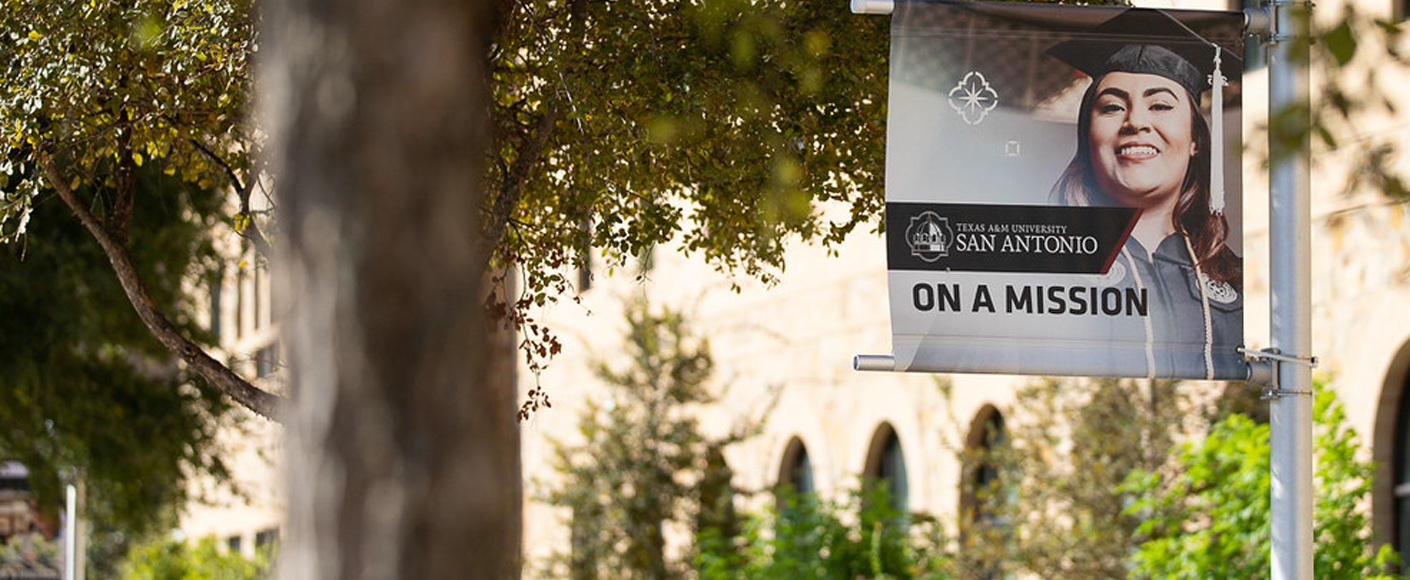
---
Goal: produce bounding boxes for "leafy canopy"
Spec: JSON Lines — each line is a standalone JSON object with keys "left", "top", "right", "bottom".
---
{"left": 489, "top": 0, "right": 888, "bottom": 382}
{"left": 0, "top": 0, "right": 255, "bottom": 544}
{"left": 0, "top": 0, "right": 254, "bottom": 239}
{"left": 493, "top": 0, "right": 886, "bottom": 280}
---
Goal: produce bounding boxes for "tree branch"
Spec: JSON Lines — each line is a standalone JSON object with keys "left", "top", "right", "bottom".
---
{"left": 42, "top": 154, "right": 282, "bottom": 422}
{"left": 483, "top": 105, "right": 559, "bottom": 263}
{"left": 481, "top": 0, "right": 589, "bottom": 263}
{"left": 112, "top": 124, "right": 136, "bottom": 246}
{"left": 188, "top": 137, "right": 275, "bottom": 260}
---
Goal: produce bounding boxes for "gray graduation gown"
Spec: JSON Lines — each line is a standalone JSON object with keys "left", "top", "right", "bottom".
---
{"left": 1102, "top": 234, "right": 1244, "bottom": 379}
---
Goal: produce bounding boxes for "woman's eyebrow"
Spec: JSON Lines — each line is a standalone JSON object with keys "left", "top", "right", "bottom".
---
{"left": 1096, "top": 87, "right": 1130, "bottom": 100}
{"left": 1143, "top": 87, "right": 1178, "bottom": 99}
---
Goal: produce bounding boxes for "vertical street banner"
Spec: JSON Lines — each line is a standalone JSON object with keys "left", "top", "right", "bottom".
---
{"left": 885, "top": 1, "right": 1246, "bottom": 379}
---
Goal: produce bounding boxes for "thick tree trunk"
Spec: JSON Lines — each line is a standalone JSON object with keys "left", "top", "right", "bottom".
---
{"left": 264, "top": 0, "right": 520, "bottom": 578}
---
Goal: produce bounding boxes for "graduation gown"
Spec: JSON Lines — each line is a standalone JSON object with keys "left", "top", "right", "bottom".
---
{"left": 1101, "top": 233, "right": 1244, "bottom": 379}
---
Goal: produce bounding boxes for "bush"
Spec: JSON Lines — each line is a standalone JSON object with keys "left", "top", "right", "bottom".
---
{"left": 119, "top": 536, "right": 269, "bottom": 580}
{"left": 696, "top": 485, "right": 953, "bottom": 580}
{"left": 1126, "top": 383, "right": 1403, "bottom": 579}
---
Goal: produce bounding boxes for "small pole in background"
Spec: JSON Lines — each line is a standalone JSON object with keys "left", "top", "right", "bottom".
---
{"left": 63, "top": 481, "right": 85, "bottom": 580}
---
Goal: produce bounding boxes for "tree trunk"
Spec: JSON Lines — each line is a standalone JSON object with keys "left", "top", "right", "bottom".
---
{"left": 263, "top": 0, "right": 520, "bottom": 578}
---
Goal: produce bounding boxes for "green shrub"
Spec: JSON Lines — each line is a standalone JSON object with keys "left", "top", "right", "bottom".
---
{"left": 697, "top": 485, "right": 953, "bottom": 580}
{"left": 119, "top": 536, "right": 269, "bottom": 580}
{"left": 1126, "top": 383, "right": 1403, "bottom": 579}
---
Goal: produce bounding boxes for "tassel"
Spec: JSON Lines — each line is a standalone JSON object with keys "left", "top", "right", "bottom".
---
{"left": 1209, "top": 44, "right": 1225, "bottom": 216}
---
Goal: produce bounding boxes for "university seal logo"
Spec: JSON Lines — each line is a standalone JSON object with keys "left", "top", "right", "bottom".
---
{"left": 905, "top": 211, "right": 953, "bottom": 263}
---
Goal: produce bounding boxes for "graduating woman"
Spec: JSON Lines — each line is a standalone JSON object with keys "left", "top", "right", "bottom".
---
{"left": 1047, "top": 9, "right": 1244, "bottom": 379}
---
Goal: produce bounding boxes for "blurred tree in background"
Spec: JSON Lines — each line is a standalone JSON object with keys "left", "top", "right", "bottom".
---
{"left": 542, "top": 301, "right": 745, "bottom": 580}
{"left": 956, "top": 379, "right": 1191, "bottom": 579}
{"left": 960, "top": 377, "right": 1401, "bottom": 579}
{"left": 0, "top": 165, "right": 236, "bottom": 575}
{"left": 697, "top": 486, "right": 954, "bottom": 580}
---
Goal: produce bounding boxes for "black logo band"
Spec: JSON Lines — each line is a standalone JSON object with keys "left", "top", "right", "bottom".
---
{"left": 887, "top": 203, "right": 1140, "bottom": 274}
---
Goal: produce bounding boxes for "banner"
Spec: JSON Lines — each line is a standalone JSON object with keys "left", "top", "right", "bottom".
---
{"left": 885, "top": 1, "right": 1246, "bottom": 380}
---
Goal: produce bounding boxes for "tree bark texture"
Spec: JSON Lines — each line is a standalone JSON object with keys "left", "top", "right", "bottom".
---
{"left": 263, "top": 0, "right": 520, "bottom": 578}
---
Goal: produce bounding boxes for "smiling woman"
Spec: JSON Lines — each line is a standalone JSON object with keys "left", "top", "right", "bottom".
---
{"left": 1047, "top": 8, "right": 1244, "bottom": 380}
{"left": 1087, "top": 72, "right": 1198, "bottom": 221}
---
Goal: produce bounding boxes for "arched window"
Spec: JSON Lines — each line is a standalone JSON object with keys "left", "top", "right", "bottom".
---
{"left": 864, "top": 423, "right": 908, "bottom": 513}
{"left": 777, "top": 437, "right": 815, "bottom": 495}
{"left": 776, "top": 437, "right": 815, "bottom": 512}
{"left": 962, "top": 406, "right": 1008, "bottom": 580}
{"left": 1395, "top": 380, "right": 1410, "bottom": 573}
{"left": 963, "top": 406, "right": 1007, "bottom": 524}
{"left": 1374, "top": 341, "right": 1410, "bottom": 556}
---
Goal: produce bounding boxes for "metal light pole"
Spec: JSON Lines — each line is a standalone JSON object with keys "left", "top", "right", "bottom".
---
{"left": 1264, "top": 0, "right": 1314, "bottom": 578}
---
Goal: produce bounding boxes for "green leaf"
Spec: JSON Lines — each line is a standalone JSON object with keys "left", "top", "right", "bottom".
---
{"left": 1325, "top": 20, "right": 1358, "bottom": 65}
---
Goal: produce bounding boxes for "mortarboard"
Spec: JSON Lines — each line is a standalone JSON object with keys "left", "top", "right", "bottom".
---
{"left": 1046, "top": 8, "right": 1242, "bottom": 215}
{"left": 1045, "top": 8, "right": 1243, "bottom": 99}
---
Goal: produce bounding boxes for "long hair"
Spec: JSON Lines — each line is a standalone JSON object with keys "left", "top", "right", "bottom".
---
{"left": 1050, "top": 79, "right": 1239, "bottom": 285}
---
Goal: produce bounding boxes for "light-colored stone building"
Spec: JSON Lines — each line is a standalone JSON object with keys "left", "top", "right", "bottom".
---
{"left": 519, "top": 0, "right": 1410, "bottom": 567}
{"left": 180, "top": 0, "right": 1410, "bottom": 571}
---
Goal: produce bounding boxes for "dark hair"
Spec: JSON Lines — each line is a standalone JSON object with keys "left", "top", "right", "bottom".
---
{"left": 1050, "top": 78, "right": 1240, "bottom": 285}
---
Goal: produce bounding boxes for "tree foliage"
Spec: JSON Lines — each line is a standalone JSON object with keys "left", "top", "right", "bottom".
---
{"left": 492, "top": 0, "right": 886, "bottom": 279}
{"left": 697, "top": 487, "right": 955, "bottom": 580}
{"left": 542, "top": 300, "right": 744, "bottom": 580}
{"left": 0, "top": 528, "right": 59, "bottom": 579}
{"left": 958, "top": 377, "right": 1401, "bottom": 579}
{"left": 0, "top": 0, "right": 261, "bottom": 568}
{"left": 1296, "top": 5, "right": 1410, "bottom": 200}
{"left": 0, "top": 165, "right": 236, "bottom": 573}
{"left": 958, "top": 378, "right": 1191, "bottom": 579}
{"left": 541, "top": 301, "right": 949, "bottom": 580}
{"left": 0, "top": 0, "right": 256, "bottom": 239}
{"left": 1126, "top": 382, "right": 1404, "bottom": 579}
{"left": 119, "top": 536, "right": 270, "bottom": 580}
{"left": 488, "top": 0, "right": 889, "bottom": 391}
{"left": 0, "top": 0, "right": 276, "bottom": 421}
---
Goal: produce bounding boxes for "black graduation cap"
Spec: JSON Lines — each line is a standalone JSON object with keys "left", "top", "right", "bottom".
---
{"left": 1045, "top": 8, "right": 1243, "bottom": 100}
{"left": 1046, "top": 8, "right": 1241, "bottom": 215}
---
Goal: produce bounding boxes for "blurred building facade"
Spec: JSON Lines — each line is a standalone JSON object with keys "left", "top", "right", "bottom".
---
{"left": 174, "top": 0, "right": 1410, "bottom": 571}
{"left": 519, "top": 0, "right": 1410, "bottom": 566}
{"left": 178, "top": 188, "right": 283, "bottom": 559}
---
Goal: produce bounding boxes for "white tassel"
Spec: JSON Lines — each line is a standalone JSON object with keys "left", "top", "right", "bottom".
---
{"left": 1209, "top": 45, "right": 1225, "bottom": 216}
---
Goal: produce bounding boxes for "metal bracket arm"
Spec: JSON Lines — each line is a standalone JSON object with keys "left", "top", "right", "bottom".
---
{"left": 1240, "top": 347, "right": 1317, "bottom": 399}
{"left": 851, "top": 0, "right": 893, "bottom": 15}
{"left": 1240, "top": 346, "right": 1318, "bottom": 368}
{"left": 853, "top": 354, "right": 896, "bottom": 372}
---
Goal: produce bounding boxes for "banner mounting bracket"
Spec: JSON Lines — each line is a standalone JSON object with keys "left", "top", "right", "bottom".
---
{"left": 1240, "top": 346, "right": 1317, "bottom": 398}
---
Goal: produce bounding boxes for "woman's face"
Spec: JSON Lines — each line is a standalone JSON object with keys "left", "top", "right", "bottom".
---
{"left": 1086, "top": 72, "right": 1197, "bottom": 209}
